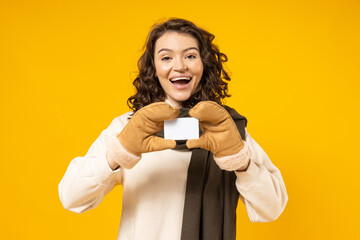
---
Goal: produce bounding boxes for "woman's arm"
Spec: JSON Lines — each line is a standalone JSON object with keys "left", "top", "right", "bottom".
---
{"left": 235, "top": 128, "right": 288, "bottom": 222}
{"left": 58, "top": 115, "right": 128, "bottom": 214}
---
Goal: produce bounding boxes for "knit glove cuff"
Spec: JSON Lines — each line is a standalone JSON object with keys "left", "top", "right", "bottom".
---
{"left": 213, "top": 141, "right": 252, "bottom": 171}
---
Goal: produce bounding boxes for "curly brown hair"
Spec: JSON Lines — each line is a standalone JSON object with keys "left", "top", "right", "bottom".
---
{"left": 127, "top": 18, "right": 231, "bottom": 112}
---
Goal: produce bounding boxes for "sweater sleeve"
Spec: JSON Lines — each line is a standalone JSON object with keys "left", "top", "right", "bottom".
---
{"left": 58, "top": 114, "right": 129, "bottom": 214}
{"left": 235, "top": 128, "right": 288, "bottom": 222}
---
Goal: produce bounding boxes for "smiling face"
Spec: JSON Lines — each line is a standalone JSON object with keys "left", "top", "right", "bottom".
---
{"left": 154, "top": 32, "right": 204, "bottom": 108}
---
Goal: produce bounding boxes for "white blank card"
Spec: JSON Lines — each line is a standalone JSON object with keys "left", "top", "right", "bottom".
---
{"left": 164, "top": 118, "right": 199, "bottom": 140}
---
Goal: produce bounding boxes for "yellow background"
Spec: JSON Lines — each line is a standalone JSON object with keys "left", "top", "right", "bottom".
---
{"left": 1, "top": 0, "right": 359, "bottom": 239}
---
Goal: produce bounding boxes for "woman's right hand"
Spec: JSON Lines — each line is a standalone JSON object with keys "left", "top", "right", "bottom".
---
{"left": 110, "top": 102, "right": 179, "bottom": 169}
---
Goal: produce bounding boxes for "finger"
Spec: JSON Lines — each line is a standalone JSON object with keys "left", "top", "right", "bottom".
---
{"left": 189, "top": 101, "right": 229, "bottom": 123}
{"left": 140, "top": 102, "right": 180, "bottom": 122}
{"left": 144, "top": 136, "right": 176, "bottom": 152}
{"left": 186, "top": 134, "right": 210, "bottom": 151}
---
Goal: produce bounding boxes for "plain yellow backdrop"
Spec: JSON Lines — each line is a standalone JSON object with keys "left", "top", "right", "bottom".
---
{"left": 1, "top": 0, "right": 359, "bottom": 239}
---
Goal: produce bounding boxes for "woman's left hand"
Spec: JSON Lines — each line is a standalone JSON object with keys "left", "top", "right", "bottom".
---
{"left": 186, "top": 101, "right": 251, "bottom": 171}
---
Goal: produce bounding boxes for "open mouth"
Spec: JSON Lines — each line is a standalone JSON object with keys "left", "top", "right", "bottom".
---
{"left": 169, "top": 76, "right": 192, "bottom": 85}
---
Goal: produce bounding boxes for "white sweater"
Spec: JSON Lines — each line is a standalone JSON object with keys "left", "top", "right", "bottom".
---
{"left": 58, "top": 112, "right": 288, "bottom": 240}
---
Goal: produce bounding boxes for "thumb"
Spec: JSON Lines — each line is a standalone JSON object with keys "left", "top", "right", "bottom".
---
{"left": 141, "top": 102, "right": 180, "bottom": 122}
{"left": 186, "top": 134, "right": 210, "bottom": 150}
{"left": 144, "top": 136, "right": 176, "bottom": 152}
{"left": 189, "top": 101, "right": 228, "bottom": 123}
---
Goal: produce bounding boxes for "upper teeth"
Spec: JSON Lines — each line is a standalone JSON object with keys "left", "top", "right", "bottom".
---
{"left": 171, "top": 77, "right": 191, "bottom": 81}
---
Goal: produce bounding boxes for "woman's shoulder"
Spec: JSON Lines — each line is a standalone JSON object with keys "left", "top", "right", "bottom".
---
{"left": 106, "top": 111, "right": 133, "bottom": 135}
{"left": 222, "top": 105, "right": 247, "bottom": 121}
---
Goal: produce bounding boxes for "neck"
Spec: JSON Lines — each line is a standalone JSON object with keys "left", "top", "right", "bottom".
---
{"left": 165, "top": 98, "right": 182, "bottom": 109}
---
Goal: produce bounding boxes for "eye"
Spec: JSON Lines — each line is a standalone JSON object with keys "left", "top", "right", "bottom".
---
{"left": 161, "top": 56, "right": 171, "bottom": 61}
{"left": 186, "top": 54, "right": 196, "bottom": 59}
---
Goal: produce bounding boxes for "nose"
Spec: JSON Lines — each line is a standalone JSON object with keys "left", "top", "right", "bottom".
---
{"left": 173, "top": 58, "right": 187, "bottom": 71}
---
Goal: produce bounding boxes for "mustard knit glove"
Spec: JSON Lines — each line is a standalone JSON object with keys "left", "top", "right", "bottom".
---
{"left": 110, "top": 102, "right": 179, "bottom": 169}
{"left": 186, "top": 101, "right": 251, "bottom": 171}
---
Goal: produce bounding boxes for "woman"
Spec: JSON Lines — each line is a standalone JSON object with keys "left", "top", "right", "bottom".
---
{"left": 59, "top": 18, "right": 288, "bottom": 240}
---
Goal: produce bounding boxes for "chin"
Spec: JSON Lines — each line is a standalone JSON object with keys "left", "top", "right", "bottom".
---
{"left": 173, "top": 94, "right": 192, "bottom": 103}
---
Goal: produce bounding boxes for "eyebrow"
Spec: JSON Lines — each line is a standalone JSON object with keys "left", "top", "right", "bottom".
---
{"left": 157, "top": 47, "right": 199, "bottom": 54}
